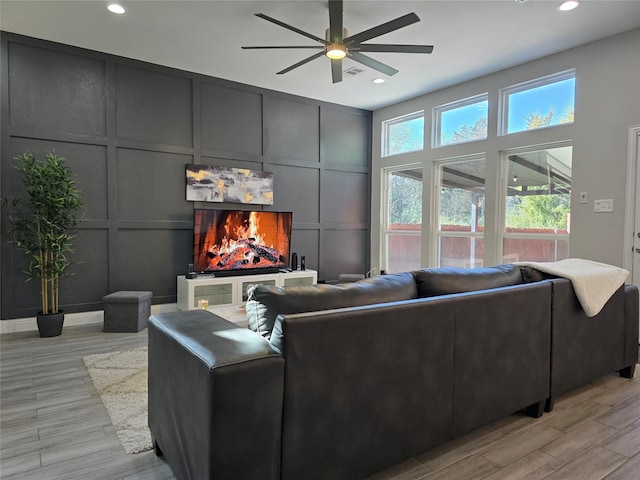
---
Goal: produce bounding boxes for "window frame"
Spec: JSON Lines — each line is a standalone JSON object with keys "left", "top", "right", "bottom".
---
{"left": 434, "top": 154, "right": 487, "bottom": 268}
{"left": 432, "top": 93, "right": 489, "bottom": 149}
{"left": 381, "top": 110, "right": 425, "bottom": 158}
{"left": 499, "top": 69, "right": 576, "bottom": 136}
{"left": 381, "top": 164, "right": 424, "bottom": 273}
{"left": 498, "top": 142, "right": 572, "bottom": 263}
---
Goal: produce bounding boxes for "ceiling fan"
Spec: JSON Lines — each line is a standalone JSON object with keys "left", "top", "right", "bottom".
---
{"left": 241, "top": 0, "right": 434, "bottom": 83}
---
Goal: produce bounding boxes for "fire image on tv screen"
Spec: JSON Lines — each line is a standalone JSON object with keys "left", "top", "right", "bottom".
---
{"left": 193, "top": 209, "right": 292, "bottom": 274}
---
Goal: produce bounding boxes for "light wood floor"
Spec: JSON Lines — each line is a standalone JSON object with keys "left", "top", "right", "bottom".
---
{"left": 1, "top": 324, "right": 639, "bottom": 480}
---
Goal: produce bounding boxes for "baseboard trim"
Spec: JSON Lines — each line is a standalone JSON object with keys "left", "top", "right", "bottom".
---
{"left": 0, "top": 303, "right": 178, "bottom": 335}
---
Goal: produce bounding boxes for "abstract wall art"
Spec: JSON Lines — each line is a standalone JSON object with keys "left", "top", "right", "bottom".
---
{"left": 186, "top": 164, "right": 274, "bottom": 205}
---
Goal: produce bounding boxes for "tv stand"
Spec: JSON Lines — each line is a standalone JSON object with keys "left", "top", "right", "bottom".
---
{"left": 177, "top": 269, "right": 317, "bottom": 310}
{"left": 205, "top": 267, "right": 281, "bottom": 277}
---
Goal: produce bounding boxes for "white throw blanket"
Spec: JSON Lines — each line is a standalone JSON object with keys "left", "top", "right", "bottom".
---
{"left": 515, "top": 258, "right": 629, "bottom": 317}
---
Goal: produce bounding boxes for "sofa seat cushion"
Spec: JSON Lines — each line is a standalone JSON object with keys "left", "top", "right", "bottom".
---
{"left": 246, "top": 272, "right": 418, "bottom": 338}
{"left": 412, "top": 264, "right": 522, "bottom": 298}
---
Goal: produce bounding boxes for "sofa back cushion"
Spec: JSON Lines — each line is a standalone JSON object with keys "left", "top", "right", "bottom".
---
{"left": 412, "top": 264, "right": 523, "bottom": 298}
{"left": 246, "top": 272, "right": 418, "bottom": 338}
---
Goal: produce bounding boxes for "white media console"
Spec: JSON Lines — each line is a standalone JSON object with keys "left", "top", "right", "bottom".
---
{"left": 177, "top": 269, "right": 318, "bottom": 310}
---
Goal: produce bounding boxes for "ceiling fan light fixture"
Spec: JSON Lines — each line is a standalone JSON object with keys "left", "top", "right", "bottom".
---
{"left": 326, "top": 44, "right": 347, "bottom": 60}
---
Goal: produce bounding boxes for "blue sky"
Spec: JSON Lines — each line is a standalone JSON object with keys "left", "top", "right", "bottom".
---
{"left": 388, "top": 117, "right": 424, "bottom": 154}
{"left": 389, "top": 77, "right": 575, "bottom": 154}
{"left": 440, "top": 77, "right": 575, "bottom": 139}
{"left": 508, "top": 78, "right": 575, "bottom": 132}
{"left": 441, "top": 101, "right": 488, "bottom": 142}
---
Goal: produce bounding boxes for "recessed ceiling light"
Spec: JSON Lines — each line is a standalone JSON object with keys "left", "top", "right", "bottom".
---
{"left": 557, "top": 1, "right": 580, "bottom": 12}
{"left": 107, "top": 3, "right": 126, "bottom": 14}
{"left": 372, "top": 78, "right": 386, "bottom": 84}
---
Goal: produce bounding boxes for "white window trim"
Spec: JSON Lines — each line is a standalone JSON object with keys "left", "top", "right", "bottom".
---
{"left": 433, "top": 154, "right": 487, "bottom": 267}
{"left": 498, "top": 69, "right": 576, "bottom": 136}
{"left": 381, "top": 164, "right": 423, "bottom": 272}
{"left": 381, "top": 110, "right": 425, "bottom": 158}
{"left": 432, "top": 93, "right": 488, "bottom": 149}
{"left": 498, "top": 141, "right": 572, "bottom": 262}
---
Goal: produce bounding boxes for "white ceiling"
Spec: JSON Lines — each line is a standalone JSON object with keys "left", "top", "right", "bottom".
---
{"left": 1, "top": 0, "right": 639, "bottom": 111}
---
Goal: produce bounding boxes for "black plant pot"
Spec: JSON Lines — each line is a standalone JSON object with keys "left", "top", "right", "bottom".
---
{"left": 36, "top": 310, "right": 64, "bottom": 337}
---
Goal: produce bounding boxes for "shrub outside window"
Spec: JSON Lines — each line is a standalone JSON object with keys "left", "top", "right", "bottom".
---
{"left": 434, "top": 94, "right": 488, "bottom": 148}
{"left": 501, "top": 70, "right": 575, "bottom": 135}
{"left": 382, "top": 111, "right": 424, "bottom": 157}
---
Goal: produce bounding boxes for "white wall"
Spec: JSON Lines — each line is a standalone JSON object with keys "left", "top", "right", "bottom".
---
{"left": 371, "top": 28, "right": 640, "bottom": 272}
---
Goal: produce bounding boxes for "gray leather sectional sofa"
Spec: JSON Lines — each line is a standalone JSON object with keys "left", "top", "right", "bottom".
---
{"left": 148, "top": 264, "right": 638, "bottom": 480}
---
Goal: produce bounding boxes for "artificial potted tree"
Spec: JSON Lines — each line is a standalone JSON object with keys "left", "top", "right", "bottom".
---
{"left": 4, "top": 152, "right": 82, "bottom": 337}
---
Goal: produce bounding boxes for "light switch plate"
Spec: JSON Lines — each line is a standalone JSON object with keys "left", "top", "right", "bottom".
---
{"left": 579, "top": 192, "right": 588, "bottom": 204}
{"left": 594, "top": 199, "right": 613, "bottom": 212}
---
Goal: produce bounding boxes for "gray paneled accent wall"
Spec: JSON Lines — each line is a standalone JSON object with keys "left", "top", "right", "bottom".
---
{"left": 0, "top": 32, "right": 372, "bottom": 320}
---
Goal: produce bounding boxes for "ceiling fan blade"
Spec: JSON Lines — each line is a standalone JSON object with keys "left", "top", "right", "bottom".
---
{"left": 255, "top": 13, "right": 327, "bottom": 45}
{"left": 331, "top": 58, "right": 343, "bottom": 83}
{"left": 356, "top": 44, "right": 434, "bottom": 54}
{"left": 348, "top": 51, "right": 398, "bottom": 76}
{"left": 277, "top": 51, "right": 326, "bottom": 75}
{"left": 242, "top": 46, "right": 324, "bottom": 50}
{"left": 328, "top": 0, "right": 343, "bottom": 43}
{"left": 344, "top": 12, "right": 420, "bottom": 46}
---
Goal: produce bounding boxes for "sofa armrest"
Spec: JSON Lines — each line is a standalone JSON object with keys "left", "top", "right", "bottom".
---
{"left": 623, "top": 284, "right": 639, "bottom": 374}
{"left": 148, "top": 310, "right": 284, "bottom": 480}
{"left": 549, "top": 278, "right": 626, "bottom": 397}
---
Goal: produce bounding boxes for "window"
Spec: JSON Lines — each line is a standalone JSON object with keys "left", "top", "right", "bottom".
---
{"left": 436, "top": 157, "right": 486, "bottom": 268}
{"left": 383, "top": 167, "right": 423, "bottom": 273}
{"left": 501, "top": 70, "right": 575, "bottom": 135}
{"left": 434, "top": 94, "right": 488, "bottom": 148}
{"left": 382, "top": 111, "right": 424, "bottom": 157}
{"left": 501, "top": 145, "right": 572, "bottom": 262}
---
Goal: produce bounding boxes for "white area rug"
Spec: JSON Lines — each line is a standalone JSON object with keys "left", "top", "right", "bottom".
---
{"left": 82, "top": 309, "right": 247, "bottom": 454}
{"left": 209, "top": 304, "right": 249, "bottom": 327}
{"left": 83, "top": 347, "right": 152, "bottom": 454}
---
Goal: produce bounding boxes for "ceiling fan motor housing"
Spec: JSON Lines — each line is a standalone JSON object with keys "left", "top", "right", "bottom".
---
{"left": 242, "top": 1, "right": 433, "bottom": 83}
{"left": 325, "top": 27, "right": 348, "bottom": 43}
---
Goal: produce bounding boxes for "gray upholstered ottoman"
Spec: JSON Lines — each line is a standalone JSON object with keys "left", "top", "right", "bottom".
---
{"left": 103, "top": 291, "right": 152, "bottom": 332}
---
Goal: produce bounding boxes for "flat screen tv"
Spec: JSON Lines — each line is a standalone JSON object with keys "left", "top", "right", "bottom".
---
{"left": 193, "top": 209, "right": 293, "bottom": 275}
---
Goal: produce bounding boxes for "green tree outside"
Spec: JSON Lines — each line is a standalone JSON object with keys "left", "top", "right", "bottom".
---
{"left": 451, "top": 117, "right": 487, "bottom": 144}
{"left": 505, "top": 190, "right": 570, "bottom": 230}
{"left": 389, "top": 173, "right": 422, "bottom": 225}
{"left": 443, "top": 108, "right": 573, "bottom": 230}
{"left": 389, "top": 109, "right": 573, "bottom": 231}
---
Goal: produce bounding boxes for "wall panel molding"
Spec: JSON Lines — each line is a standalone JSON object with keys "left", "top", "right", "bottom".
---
{"left": 1, "top": 31, "right": 372, "bottom": 320}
